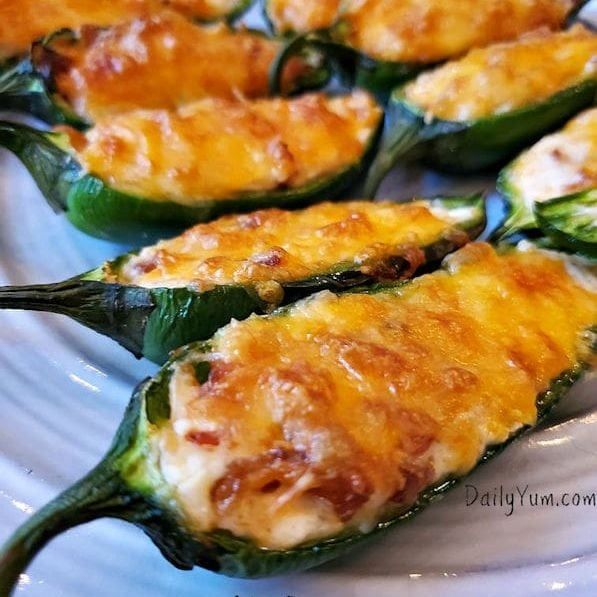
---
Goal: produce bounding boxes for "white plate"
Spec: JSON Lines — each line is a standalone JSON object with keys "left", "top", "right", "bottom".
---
{"left": 1, "top": 4, "right": 596, "bottom": 595}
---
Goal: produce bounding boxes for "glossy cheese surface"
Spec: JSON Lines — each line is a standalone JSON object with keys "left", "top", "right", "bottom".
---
{"left": 115, "top": 200, "right": 476, "bottom": 290}
{"left": 267, "top": 0, "right": 340, "bottom": 34}
{"left": 0, "top": 0, "right": 158, "bottom": 58}
{"left": 162, "top": 0, "right": 244, "bottom": 20}
{"left": 341, "top": 0, "right": 575, "bottom": 62}
{"left": 0, "top": 0, "right": 245, "bottom": 57}
{"left": 153, "top": 243, "right": 597, "bottom": 549}
{"left": 507, "top": 108, "right": 597, "bottom": 207}
{"left": 64, "top": 91, "right": 381, "bottom": 203}
{"left": 403, "top": 26, "right": 597, "bottom": 121}
{"left": 46, "top": 14, "right": 290, "bottom": 121}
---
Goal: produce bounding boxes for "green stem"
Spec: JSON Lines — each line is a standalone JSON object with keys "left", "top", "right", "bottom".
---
{"left": 0, "top": 279, "right": 155, "bottom": 357}
{"left": 363, "top": 118, "right": 424, "bottom": 198}
{"left": 0, "top": 461, "right": 133, "bottom": 596}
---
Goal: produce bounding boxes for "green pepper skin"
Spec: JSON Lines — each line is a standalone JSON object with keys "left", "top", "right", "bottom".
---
{"left": 364, "top": 80, "right": 597, "bottom": 197}
{"left": 534, "top": 189, "right": 597, "bottom": 259}
{"left": 0, "top": 115, "right": 382, "bottom": 243}
{"left": 0, "top": 193, "right": 486, "bottom": 364}
{"left": 268, "top": 29, "right": 425, "bottom": 100}
{"left": 0, "top": 317, "right": 593, "bottom": 593}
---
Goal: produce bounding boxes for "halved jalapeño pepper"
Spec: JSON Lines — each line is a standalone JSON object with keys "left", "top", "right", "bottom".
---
{"left": 0, "top": 243, "right": 594, "bottom": 590}
{"left": 269, "top": 0, "right": 584, "bottom": 96}
{"left": 364, "top": 26, "right": 597, "bottom": 195}
{"left": 497, "top": 108, "right": 597, "bottom": 237}
{"left": 535, "top": 189, "right": 597, "bottom": 258}
{"left": 0, "top": 90, "right": 382, "bottom": 242}
{"left": 0, "top": 0, "right": 254, "bottom": 61}
{"left": 0, "top": 11, "right": 326, "bottom": 127}
{"left": 0, "top": 196, "right": 486, "bottom": 364}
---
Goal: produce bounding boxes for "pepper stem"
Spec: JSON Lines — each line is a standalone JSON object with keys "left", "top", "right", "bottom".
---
{"left": 363, "top": 118, "right": 424, "bottom": 198}
{"left": 0, "top": 461, "right": 133, "bottom": 596}
{"left": 0, "top": 278, "right": 154, "bottom": 358}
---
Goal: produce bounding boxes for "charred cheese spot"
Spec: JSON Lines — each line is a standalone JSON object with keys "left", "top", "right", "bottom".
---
{"left": 403, "top": 26, "right": 597, "bottom": 122}
{"left": 507, "top": 108, "right": 597, "bottom": 208}
{"left": 63, "top": 91, "right": 381, "bottom": 204}
{"left": 116, "top": 200, "right": 473, "bottom": 289}
{"left": 267, "top": 0, "right": 340, "bottom": 34}
{"left": 44, "top": 13, "right": 296, "bottom": 121}
{"left": 154, "top": 243, "right": 596, "bottom": 549}
{"left": 341, "top": 0, "right": 575, "bottom": 63}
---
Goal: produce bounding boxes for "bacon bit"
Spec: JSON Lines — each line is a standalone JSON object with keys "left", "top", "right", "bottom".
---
{"left": 361, "top": 245, "right": 425, "bottom": 281}
{"left": 211, "top": 449, "right": 308, "bottom": 514}
{"left": 308, "top": 469, "right": 372, "bottom": 522}
{"left": 252, "top": 246, "right": 288, "bottom": 267}
{"left": 395, "top": 409, "right": 438, "bottom": 457}
{"left": 31, "top": 43, "right": 73, "bottom": 82}
{"left": 550, "top": 147, "right": 565, "bottom": 161}
{"left": 185, "top": 430, "right": 220, "bottom": 447}
{"left": 391, "top": 462, "right": 434, "bottom": 506}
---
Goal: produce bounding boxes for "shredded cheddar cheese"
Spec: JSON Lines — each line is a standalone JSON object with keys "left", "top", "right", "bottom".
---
{"left": 341, "top": 0, "right": 575, "bottom": 63}
{"left": 0, "top": 0, "right": 245, "bottom": 58}
{"left": 115, "top": 200, "right": 477, "bottom": 289}
{"left": 403, "top": 26, "right": 597, "bottom": 121}
{"left": 62, "top": 91, "right": 381, "bottom": 203}
{"left": 267, "top": 0, "right": 340, "bottom": 34}
{"left": 43, "top": 13, "right": 294, "bottom": 121}
{"left": 154, "top": 243, "right": 596, "bottom": 549}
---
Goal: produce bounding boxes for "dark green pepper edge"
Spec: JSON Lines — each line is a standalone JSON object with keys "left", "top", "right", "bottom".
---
{"left": 0, "top": 309, "right": 593, "bottom": 591}
{"left": 268, "top": 27, "right": 427, "bottom": 100}
{"left": 0, "top": 193, "right": 486, "bottom": 364}
{"left": 0, "top": 111, "right": 383, "bottom": 243}
{"left": 363, "top": 78, "right": 597, "bottom": 197}
{"left": 534, "top": 188, "right": 597, "bottom": 259}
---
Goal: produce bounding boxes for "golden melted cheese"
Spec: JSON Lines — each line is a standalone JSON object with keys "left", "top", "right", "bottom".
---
{"left": 0, "top": 0, "right": 245, "bottom": 57}
{"left": 162, "top": 0, "right": 244, "bottom": 20}
{"left": 341, "top": 0, "right": 575, "bottom": 63}
{"left": 267, "top": 0, "right": 340, "bottom": 34}
{"left": 154, "top": 243, "right": 596, "bottom": 549}
{"left": 63, "top": 91, "right": 381, "bottom": 203}
{"left": 116, "top": 200, "right": 476, "bottom": 290}
{"left": 403, "top": 26, "right": 597, "bottom": 121}
{"left": 45, "top": 13, "right": 296, "bottom": 121}
{"left": 507, "top": 108, "right": 597, "bottom": 209}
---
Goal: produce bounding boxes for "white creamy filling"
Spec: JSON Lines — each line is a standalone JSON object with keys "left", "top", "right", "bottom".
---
{"left": 509, "top": 135, "right": 591, "bottom": 209}
{"left": 428, "top": 203, "right": 478, "bottom": 226}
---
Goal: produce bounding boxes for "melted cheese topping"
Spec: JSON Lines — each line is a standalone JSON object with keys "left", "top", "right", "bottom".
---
{"left": 403, "top": 26, "right": 597, "bottom": 122}
{"left": 154, "top": 243, "right": 596, "bottom": 549}
{"left": 162, "top": 0, "right": 243, "bottom": 20}
{"left": 46, "top": 14, "right": 295, "bottom": 121}
{"left": 63, "top": 91, "right": 381, "bottom": 203}
{"left": 267, "top": 0, "right": 340, "bottom": 34}
{"left": 0, "top": 1, "right": 245, "bottom": 57}
{"left": 115, "top": 200, "right": 476, "bottom": 290}
{"left": 507, "top": 108, "right": 597, "bottom": 211}
{"left": 341, "top": 0, "right": 574, "bottom": 63}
